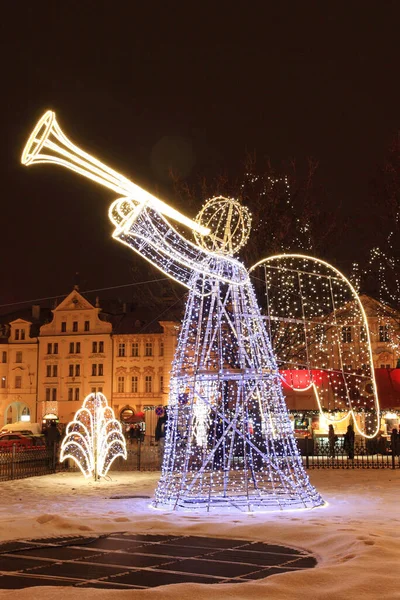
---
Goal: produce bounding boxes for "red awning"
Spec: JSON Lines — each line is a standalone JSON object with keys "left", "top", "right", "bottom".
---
{"left": 374, "top": 369, "right": 400, "bottom": 409}
{"left": 279, "top": 368, "right": 400, "bottom": 409}
{"left": 125, "top": 412, "right": 145, "bottom": 423}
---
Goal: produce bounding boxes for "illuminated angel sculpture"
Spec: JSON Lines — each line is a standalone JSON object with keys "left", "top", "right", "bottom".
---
{"left": 22, "top": 111, "right": 323, "bottom": 510}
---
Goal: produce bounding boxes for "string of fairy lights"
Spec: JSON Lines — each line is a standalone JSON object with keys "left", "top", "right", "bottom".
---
{"left": 250, "top": 255, "right": 381, "bottom": 438}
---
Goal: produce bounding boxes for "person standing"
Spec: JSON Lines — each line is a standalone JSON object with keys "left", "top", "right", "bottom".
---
{"left": 328, "top": 424, "right": 337, "bottom": 458}
{"left": 390, "top": 428, "right": 399, "bottom": 458}
{"left": 343, "top": 424, "right": 355, "bottom": 460}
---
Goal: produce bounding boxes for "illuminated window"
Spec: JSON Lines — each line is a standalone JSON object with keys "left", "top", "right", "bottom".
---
{"left": 145, "top": 375, "right": 152, "bottom": 393}
{"left": 341, "top": 326, "right": 352, "bottom": 343}
{"left": 15, "top": 375, "right": 22, "bottom": 389}
{"left": 118, "top": 343, "right": 126, "bottom": 357}
{"left": 145, "top": 342, "right": 153, "bottom": 357}
{"left": 131, "top": 375, "right": 138, "bottom": 393}
{"left": 118, "top": 376, "right": 125, "bottom": 393}
{"left": 68, "top": 388, "right": 73, "bottom": 401}
{"left": 379, "top": 325, "right": 389, "bottom": 343}
{"left": 131, "top": 342, "right": 139, "bottom": 357}
{"left": 15, "top": 329, "right": 20, "bottom": 341}
{"left": 84, "top": 321, "right": 90, "bottom": 331}
{"left": 16, "top": 351, "right": 22, "bottom": 363}
{"left": 99, "top": 341, "right": 104, "bottom": 353}
{"left": 61, "top": 322, "right": 66, "bottom": 332}
{"left": 73, "top": 321, "right": 78, "bottom": 332}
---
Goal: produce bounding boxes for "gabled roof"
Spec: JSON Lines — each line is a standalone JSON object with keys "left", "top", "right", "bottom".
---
{"left": 54, "top": 289, "right": 96, "bottom": 312}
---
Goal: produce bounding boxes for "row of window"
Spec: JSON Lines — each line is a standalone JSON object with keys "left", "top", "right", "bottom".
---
{"left": 45, "top": 340, "right": 163, "bottom": 357}
{"left": 341, "top": 325, "right": 390, "bottom": 344}
{"left": 117, "top": 374, "right": 163, "bottom": 394}
{"left": 46, "top": 363, "right": 104, "bottom": 377}
{"left": 118, "top": 341, "right": 163, "bottom": 357}
{"left": 62, "top": 321, "right": 90, "bottom": 333}
{"left": 47, "top": 341, "right": 105, "bottom": 355}
{"left": 45, "top": 386, "right": 104, "bottom": 402}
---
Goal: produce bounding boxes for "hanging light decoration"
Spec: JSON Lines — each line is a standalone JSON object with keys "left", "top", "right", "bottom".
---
{"left": 250, "top": 255, "right": 381, "bottom": 438}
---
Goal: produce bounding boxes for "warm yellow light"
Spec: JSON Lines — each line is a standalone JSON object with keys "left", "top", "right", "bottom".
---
{"left": 21, "top": 110, "right": 210, "bottom": 236}
{"left": 250, "top": 253, "right": 381, "bottom": 438}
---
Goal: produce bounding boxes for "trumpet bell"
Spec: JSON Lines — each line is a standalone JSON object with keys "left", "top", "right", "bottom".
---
{"left": 21, "top": 110, "right": 55, "bottom": 165}
{"left": 21, "top": 110, "right": 210, "bottom": 236}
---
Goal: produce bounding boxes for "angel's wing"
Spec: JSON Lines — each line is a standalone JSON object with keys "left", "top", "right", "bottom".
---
{"left": 250, "top": 254, "right": 380, "bottom": 438}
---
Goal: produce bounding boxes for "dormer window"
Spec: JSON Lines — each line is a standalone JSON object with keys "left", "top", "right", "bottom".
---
{"left": 15, "top": 329, "right": 19, "bottom": 340}
{"left": 61, "top": 322, "right": 66, "bottom": 332}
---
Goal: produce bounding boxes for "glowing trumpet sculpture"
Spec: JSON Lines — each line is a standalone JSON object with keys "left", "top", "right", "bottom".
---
{"left": 60, "top": 392, "right": 127, "bottom": 480}
{"left": 21, "top": 110, "right": 209, "bottom": 235}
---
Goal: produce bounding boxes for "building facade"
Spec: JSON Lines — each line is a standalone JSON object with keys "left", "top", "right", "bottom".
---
{"left": 0, "top": 288, "right": 180, "bottom": 439}
{"left": 0, "top": 289, "right": 398, "bottom": 440}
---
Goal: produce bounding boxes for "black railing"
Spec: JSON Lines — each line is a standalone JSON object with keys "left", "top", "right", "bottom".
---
{"left": 2, "top": 438, "right": 399, "bottom": 482}
{"left": 300, "top": 438, "right": 400, "bottom": 469}
{"left": 0, "top": 445, "right": 58, "bottom": 482}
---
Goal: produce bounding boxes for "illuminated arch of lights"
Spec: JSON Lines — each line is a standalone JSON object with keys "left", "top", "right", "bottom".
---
{"left": 250, "top": 254, "right": 381, "bottom": 439}
{"left": 22, "top": 111, "right": 325, "bottom": 511}
{"left": 60, "top": 392, "right": 127, "bottom": 480}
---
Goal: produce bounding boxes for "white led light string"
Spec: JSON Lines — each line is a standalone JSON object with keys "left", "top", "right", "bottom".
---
{"left": 60, "top": 393, "right": 127, "bottom": 480}
{"left": 250, "top": 254, "right": 381, "bottom": 439}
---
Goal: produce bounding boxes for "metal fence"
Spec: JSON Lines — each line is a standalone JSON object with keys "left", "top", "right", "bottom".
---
{"left": 300, "top": 438, "right": 400, "bottom": 469}
{"left": 0, "top": 445, "right": 58, "bottom": 482}
{"left": 1, "top": 438, "right": 399, "bottom": 482}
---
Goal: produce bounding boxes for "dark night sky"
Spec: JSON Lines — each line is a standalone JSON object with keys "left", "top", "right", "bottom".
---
{"left": 1, "top": 1, "right": 400, "bottom": 308}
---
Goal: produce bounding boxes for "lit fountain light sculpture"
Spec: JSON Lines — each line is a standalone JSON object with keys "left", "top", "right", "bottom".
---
{"left": 250, "top": 255, "right": 380, "bottom": 438}
{"left": 60, "top": 392, "right": 127, "bottom": 480}
{"left": 22, "top": 111, "right": 323, "bottom": 510}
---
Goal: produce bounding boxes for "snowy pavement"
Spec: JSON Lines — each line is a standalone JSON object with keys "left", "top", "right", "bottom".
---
{"left": 0, "top": 470, "right": 399, "bottom": 599}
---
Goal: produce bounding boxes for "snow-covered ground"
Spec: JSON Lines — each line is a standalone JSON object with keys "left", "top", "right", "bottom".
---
{"left": 0, "top": 469, "right": 399, "bottom": 599}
